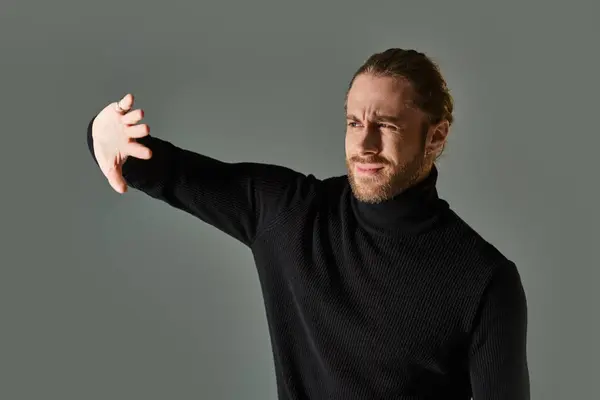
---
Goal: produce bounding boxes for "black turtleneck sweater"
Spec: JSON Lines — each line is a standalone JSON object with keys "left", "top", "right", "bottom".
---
{"left": 87, "top": 117, "right": 530, "bottom": 399}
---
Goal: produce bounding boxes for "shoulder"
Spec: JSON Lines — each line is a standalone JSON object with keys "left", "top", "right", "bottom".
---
{"left": 307, "top": 175, "right": 352, "bottom": 213}
{"left": 435, "top": 208, "right": 528, "bottom": 330}
{"left": 440, "top": 206, "right": 511, "bottom": 264}
{"left": 257, "top": 170, "right": 345, "bottom": 217}
{"left": 437, "top": 206, "right": 525, "bottom": 295}
{"left": 319, "top": 174, "right": 350, "bottom": 197}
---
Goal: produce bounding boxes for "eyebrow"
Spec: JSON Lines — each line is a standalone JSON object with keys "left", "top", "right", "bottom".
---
{"left": 346, "top": 114, "right": 406, "bottom": 125}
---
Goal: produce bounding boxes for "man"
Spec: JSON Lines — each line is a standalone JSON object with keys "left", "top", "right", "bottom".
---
{"left": 87, "top": 48, "right": 530, "bottom": 399}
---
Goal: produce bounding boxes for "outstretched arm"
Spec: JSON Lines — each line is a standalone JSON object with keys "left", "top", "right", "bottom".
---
{"left": 468, "top": 261, "right": 530, "bottom": 399}
{"left": 87, "top": 115, "right": 311, "bottom": 247}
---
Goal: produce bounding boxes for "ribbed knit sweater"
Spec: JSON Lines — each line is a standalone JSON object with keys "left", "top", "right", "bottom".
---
{"left": 87, "top": 117, "right": 530, "bottom": 399}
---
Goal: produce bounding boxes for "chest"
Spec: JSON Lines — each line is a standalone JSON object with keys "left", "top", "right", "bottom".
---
{"left": 253, "top": 213, "right": 471, "bottom": 380}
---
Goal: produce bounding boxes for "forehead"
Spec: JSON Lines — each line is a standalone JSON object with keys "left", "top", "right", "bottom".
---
{"left": 346, "top": 74, "right": 416, "bottom": 115}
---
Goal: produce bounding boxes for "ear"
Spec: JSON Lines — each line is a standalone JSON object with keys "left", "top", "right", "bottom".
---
{"left": 425, "top": 120, "right": 450, "bottom": 157}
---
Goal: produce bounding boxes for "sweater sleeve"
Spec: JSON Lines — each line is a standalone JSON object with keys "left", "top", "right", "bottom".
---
{"left": 468, "top": 261, "right": 530, "bottom": 400}
{"left": 86, "top": 116, "right": 310, "bottom": 246}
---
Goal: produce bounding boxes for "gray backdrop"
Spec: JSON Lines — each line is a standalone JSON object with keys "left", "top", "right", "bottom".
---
{"left": 1, "top": 0, "right": 598, "bottom": 399}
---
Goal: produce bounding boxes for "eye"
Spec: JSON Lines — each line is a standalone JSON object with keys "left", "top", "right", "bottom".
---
{"left": 347, "top": 121, "right": 362, "bottom": 128}
{"left": 378, "top": 123, "right": 398, "bottom": 131}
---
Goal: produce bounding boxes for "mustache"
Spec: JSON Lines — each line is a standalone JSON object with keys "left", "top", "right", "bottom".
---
{"left": 349, "top": 155, "right": 390, "bottom": 165}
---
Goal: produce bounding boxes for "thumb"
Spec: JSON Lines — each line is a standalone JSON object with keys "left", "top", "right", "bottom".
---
{"left": 107, "top": 165, "right": 128, "bottom": 194}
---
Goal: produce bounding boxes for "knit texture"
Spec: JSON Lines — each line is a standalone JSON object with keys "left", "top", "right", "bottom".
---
{"left": 87, "top": 117, "right": 530, "bottom": 399}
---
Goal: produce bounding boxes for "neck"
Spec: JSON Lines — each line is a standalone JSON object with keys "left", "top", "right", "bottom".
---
{"left": 350, "top": 164, "right": 447, "bottom": 235}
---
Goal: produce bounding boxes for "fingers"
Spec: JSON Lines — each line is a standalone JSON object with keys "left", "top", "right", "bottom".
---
{"left": 121, "top": 108, "right": 144, "bottom": 125}
{"left": 116, "top": 93, "right": 134, "bottom": 114}
{"left": 125, "top": 122, "right": 150, "bottom": 138}
{"left": 124, "top": 141, "right": 152, "bottom": 160}
{"left": 121, "top": 109, "right": 150, "bottom": 141}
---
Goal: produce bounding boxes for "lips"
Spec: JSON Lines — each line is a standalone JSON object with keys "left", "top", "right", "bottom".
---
{"left": 355, "top": 163, "right": 385, "bottom": 174}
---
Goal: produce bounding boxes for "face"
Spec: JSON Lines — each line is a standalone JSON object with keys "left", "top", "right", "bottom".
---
{"left": 345, "top": 73, "right": 447, "bottom": 203}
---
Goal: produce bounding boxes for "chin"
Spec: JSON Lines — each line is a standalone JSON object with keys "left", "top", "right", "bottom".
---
{"left": 348, "top": 175, "right": 395, "bottom": 204}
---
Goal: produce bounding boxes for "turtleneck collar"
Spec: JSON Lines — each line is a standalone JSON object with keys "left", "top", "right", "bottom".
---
{"left": 350, "top": 165, "right": 447, "bottom": 235}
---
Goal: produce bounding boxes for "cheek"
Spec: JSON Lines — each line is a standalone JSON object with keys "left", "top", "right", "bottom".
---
{"left": 382, "top": 137, "right": 422, "bottom": 166}
{"left": 344, "top": 131, "right": 354, "bottom": 153}
{"left": 380, "top": 135, "right": 403, "bottom": 161}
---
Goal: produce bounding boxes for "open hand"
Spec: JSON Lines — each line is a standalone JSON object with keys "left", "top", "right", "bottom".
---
{"left": 91, "top": 93, "right": 152, "bottom": 193}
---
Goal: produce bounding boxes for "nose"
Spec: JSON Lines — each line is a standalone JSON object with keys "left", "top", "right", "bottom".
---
{"left": 357, "top": 124, "right": 382, "bottom": 154}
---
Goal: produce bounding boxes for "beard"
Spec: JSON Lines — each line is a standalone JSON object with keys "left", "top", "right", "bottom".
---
{"left": 346, "top": 151, "right": 426, "bottom": 204}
